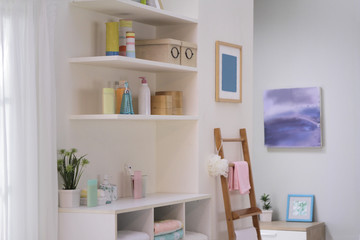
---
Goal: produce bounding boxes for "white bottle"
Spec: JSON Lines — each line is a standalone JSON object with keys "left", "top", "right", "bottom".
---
{"left": 138, "top": 77, "right": 151, "bottom": 115}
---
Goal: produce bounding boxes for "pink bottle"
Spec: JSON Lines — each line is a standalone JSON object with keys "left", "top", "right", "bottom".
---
{"left": 133, "top": 171, "right": 143, "bottom": 199}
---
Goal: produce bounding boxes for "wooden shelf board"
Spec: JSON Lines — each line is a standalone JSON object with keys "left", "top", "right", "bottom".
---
{"left": 69, "top": 56, "right": 197, "bottom": 73}
{"left": 58, "top": 193, "right": 211, "bottom": 214}
{"left": 69, "top": 114, "right": 198, "bottom": 121}
{"left": 71, "top": 0, "right": 198, "bottom": 25}
{"left": 232, "top": 207, "right": 262, "bottom": 220}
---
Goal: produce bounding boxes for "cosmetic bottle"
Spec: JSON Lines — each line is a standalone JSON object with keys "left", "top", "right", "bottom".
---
{"left": 120, "top": 82, "right": 134, "bottom": 114}
{"left": 133, "top": 171, "right": 142, "bottom": 199}
{"left": 138, "top": 77, "right": 151, "bottom": 115}
{"left": 87, "top": 179, "right": 98, "bottom": 207}
{"left": 115, "top": 81, "right": 126, "bottom": 114}
{"left": 102, "top": 85, "right": 115, "bottom": 114}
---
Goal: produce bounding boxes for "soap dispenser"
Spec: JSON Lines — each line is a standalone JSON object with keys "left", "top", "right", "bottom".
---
{"left": 138, "top": 77, "right": 151, "bottom": 115}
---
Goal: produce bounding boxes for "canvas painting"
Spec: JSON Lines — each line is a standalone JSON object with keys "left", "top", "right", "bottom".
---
{"left": 263, "top": 87, "right": 322, "bottom": 148}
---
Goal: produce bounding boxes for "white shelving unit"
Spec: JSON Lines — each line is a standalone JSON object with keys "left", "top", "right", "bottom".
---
{"left": 71, "top": 0, "right": 198, "bottom": 25}
{"left": 59, "top": 193, "right": 209, "bottom": 214}
{"left": 69, "top": 56, "right": 198, "bottom": 73}
{"left": 59, "top": 193, "right": 210, "bottom": 240}
{"left": 60, "top": 0, "right": 207, "bottom": 239}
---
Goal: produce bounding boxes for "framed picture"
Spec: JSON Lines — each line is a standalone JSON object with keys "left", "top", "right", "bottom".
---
{"left": 286, "top": 194, "right": 314, "bottom": 222}
{"left": 215, "top": 41, "right": 242, "bottom": 103}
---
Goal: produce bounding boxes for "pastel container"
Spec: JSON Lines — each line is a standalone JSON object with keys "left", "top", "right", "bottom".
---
{"left": 102, "top": 88, "right": 115, "bottom": 114}
{"left": 87, "top": 179, "right": 98, "bottom": 207}
{"left": 126, "top": 31, "right": 136, "bottom": 58}
{"left": 119, "top": 20, "right": 132, "bottom": 56}
{"left": 106, "top": 22, "right": 119, "bottom": 56}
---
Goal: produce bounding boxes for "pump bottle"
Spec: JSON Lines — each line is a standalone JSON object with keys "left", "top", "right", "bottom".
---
{"left": 138, "top": 77, "right": 151, "bottom": 115}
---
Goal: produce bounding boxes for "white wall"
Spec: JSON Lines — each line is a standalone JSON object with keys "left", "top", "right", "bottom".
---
{"left": 253, "top": 0, "right": 360, "bottom": 239}
{"left": 197, "top": 0, "right": 254, "bottom": 239}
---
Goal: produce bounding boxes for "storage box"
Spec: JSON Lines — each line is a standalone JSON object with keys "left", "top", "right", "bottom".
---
{"left": 181, "top": 41, "right": 197, "bottom": 67}
{"left": 155, "top": 91, "right": 183, "bottom": 115}
{"left": 136, "top": 38, "right": 182, "bottom": 65}
{"left": 151, "top": 95, "right": 172, "bottom": 115}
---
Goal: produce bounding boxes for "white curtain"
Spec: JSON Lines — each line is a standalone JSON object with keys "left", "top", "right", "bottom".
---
{"left": 0, "top": 0, "right": 58, "bottom": 240}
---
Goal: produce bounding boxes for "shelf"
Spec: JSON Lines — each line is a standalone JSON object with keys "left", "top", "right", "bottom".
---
{"left": 69, "top": 56, "right": 197, "bottom": 73}
{"left": 59, "top": 193, "right": 211, "bottom": 214}
{"left": 232, "top": 207, "right": 262, "bottom": 220}
{"left": 69, "top": 114, "right": 199, "bottom": 121}
{"left": 71, "top": 0, "right": 198, "bottom": 25}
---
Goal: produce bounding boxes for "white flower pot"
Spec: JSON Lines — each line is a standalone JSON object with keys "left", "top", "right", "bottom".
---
{"left": 260, "top": 210, "right": 273, "bottom": 222}
{"left": 59, "top": 189, "right": 81, "bottom": 208}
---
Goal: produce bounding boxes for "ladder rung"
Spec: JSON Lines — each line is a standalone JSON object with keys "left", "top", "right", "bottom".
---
{"left": 232, "top": 207, "right": 262, "bottom": 220}
{"left": 229, "top": 162, "right": 234, "bottom": 167}
{"left": 222, "top": 138, "right": 245, "bottom": 142}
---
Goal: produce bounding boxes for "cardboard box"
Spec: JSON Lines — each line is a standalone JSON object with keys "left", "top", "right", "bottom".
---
{"left": 181, "top": 41, "right": 197, "bottom": 67}
{"left": 135, "top": 38, "right": 182, "bottom": 65}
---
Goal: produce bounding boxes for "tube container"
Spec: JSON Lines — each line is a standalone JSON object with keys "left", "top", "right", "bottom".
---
{"left": 133, "top": 171, "right": 142, "bottom": 199}
{"left": 102, "top": 88, "right": 115, "bottom": 114}
{"left": 106, "top": 22, "right": 119, "bottom": 56}
{"left": 126, "top": 31, "right": 136, "bottom": 58}
{"left": 119, "top": 20, "right": 132, "bottom": 56}
{"left": 87, "top": 179, "right": 98, "bottom": 207}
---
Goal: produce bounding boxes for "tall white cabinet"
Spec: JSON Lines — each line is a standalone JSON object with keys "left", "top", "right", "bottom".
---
{"left": 58, "top": 0, "right": 209, "bottom": 239}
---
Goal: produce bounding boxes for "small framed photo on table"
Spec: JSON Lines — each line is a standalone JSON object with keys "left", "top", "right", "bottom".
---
{"left": 286, "top": 194, "right": 314, "bottom": 222}
{"left": 215, "top": 41, "right": 242, "bottom": 103}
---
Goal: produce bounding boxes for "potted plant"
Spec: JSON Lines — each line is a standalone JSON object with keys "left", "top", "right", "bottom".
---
{"left": 260, "top": 193, "right": 273, "bottom": 222}
{"left": 57, "top": 148, "right": 89, "bottom": 208}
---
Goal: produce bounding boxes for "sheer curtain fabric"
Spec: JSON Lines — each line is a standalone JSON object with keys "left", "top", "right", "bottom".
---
{"left": 0, "top": 0, "right": 58, "bottom": 240}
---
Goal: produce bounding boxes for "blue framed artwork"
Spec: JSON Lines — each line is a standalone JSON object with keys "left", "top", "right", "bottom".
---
{"left": 215, "top": 41, "right": 242, "bottom": 102}
{"left": 263, "top": 87, "right": 322, "bottom": 148}
{"left": 286, "top": 194, "right": 314, "bottom": 222}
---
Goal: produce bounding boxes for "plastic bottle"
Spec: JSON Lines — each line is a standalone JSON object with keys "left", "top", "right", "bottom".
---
{"left": 120, "top": 82, "right": 134, "bottom": 114}
{"left": 138, "top": 77, "right": 151, "bottom": 115}
{"left": 115, "top": 81, "right": 126, "bottom": 114}
{"left": 87, "top": 179, "right": 98, "bottom": 207}
{"left": 133, "top": 171, "right": 142, "bottom": 199}
{"left": 102, "top": 82, "right": 115, "bottom": 114}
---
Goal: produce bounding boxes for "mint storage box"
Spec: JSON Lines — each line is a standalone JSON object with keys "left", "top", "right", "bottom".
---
{"left": 180, "top": 41, "right": 197, "bottom": 67}
{"left": 135, "top": 38, "right": 181, "bottom": 65}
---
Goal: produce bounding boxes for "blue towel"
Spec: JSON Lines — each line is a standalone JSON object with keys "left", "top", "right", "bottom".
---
{"left": 154, "top": 228, "right": 184, "bottom": 240}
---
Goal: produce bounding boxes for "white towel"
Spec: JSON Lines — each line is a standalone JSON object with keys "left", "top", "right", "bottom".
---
{"left": 234, "top": 227, "right": 258, "bottom": 240}
{"left": 185, "top": 231, "right": 208, "bottom": 240}
{"left": 117, "top": 230, "right": 150, "bottom": 240}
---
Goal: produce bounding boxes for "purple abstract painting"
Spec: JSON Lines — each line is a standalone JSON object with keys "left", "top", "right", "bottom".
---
{"left": 263, "top": 87, "right": 322, "bottom": 148}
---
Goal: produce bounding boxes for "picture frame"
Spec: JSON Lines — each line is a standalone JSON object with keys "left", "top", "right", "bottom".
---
{"left": 215, "top": 41, "right": 242, "bottom": 103}
{"left": 286, "top": 194, "right": 314, "bottom": 222}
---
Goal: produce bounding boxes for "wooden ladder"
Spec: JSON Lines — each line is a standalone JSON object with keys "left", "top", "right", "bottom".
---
{"left": 214, "top": 128, "right": 262, "bottom": 240}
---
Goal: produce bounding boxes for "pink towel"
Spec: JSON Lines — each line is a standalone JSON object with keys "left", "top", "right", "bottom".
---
{"left": 228, "top": 161, "right": 251, "bottom": 194}
{"left": 154, "top": 219, "right": 183, "bottom": 236}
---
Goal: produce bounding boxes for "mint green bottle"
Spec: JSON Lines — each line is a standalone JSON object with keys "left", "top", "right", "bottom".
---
{"left": 87, "top": 179, "right": 98, "bottom": 207}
